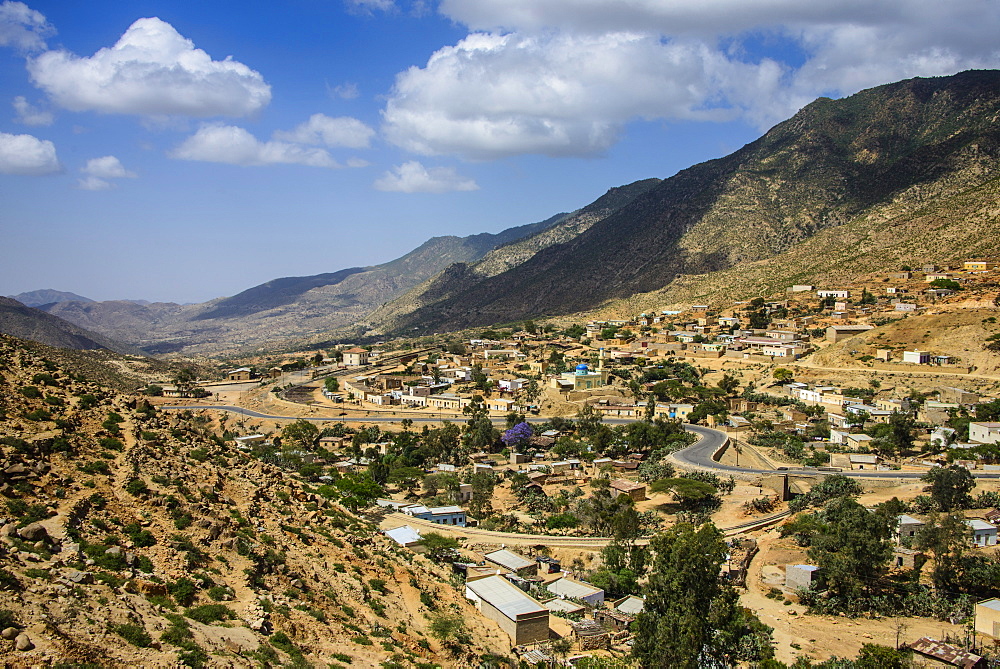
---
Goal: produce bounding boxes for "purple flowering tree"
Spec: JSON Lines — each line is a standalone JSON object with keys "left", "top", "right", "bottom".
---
{"left": 502, "top": 422, "right": 533, "bottom": 450}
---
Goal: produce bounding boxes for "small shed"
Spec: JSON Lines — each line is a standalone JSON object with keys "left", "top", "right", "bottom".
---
{"left": 546, "top": 577, "right": 605, "bottom": 607}
{"left": 571, "top": 620, "right": 610, "bottom": 651}
{"left": 907, "top": 637, "right": 986, "bottom": 668}
{"left": 610, "top": 478, "right": 647, "bottom": 502}
{"left": 966, "top": 520, "right": 998, "bottom": 547}
{"left": 897, "top": 514, "right": 925, "bottom": 541}
{"left": 485, "top": 549, "right": 538, "bottom": 577}
{"left": 975, "top": 598, "right": 1000, "bottom": 638}
{"left": 785, "top": 564, "right": 820, "bottom": 591}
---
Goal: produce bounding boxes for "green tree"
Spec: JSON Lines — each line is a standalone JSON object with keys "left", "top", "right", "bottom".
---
{"left": 921, "top": 464, "right": 975, "bottom": 511}
{"left": 806, "top": 497, "right": 893, "bottom": 606}
{"left": 417, "top": 532, "right": 461, "bottom": 561}
{"left": 856, "top": 643, "right": 909, "bottom": 668}
{"left": 772, "top": 368, "right": 794, "bottom": 384}
{"left": 633, "top": 524, "right": 773, "bottom": 668}
{"left": 914, "top": 511, "right": 968, "bottom": 594}
{"left": 868, "top": 411, "right": 915, "bottom": 458}
{"left": 281, "top": 419, "right": 319, "bottom": 451}
{"left": 324, "top": 377, "right": 340, "bottom": 393}
{"left": 334, "top": 472, "right": 382, "bottom": 511}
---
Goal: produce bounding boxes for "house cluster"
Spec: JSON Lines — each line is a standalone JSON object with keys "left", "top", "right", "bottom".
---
{"left": 380, "top": 529, "right": 645, "bottom": 654}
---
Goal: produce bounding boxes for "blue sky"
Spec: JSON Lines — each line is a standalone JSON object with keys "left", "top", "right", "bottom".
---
{"left": 1, "top": 0, "right": 998, "bottom": 304}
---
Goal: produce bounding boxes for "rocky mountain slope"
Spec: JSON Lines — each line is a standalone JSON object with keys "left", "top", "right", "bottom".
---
{"left": 380, "top": 69, "right": 1000, "bottom": 334}
{"left": 363, "top": 179, "right": 661, "bottom": 333}
{"left": 0, "top": 334, "right": 508, "bottom": 666}
{"left": 41, "top": 217, "right": 562, "bottom": 355}
{"left": 0, "top": 297, "right": 145, "bottom": 357}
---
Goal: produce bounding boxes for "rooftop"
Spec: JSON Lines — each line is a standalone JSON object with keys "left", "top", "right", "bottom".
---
{"left": 484, "top": 549, "right": 535, "bottom": 572}
{"left": 466, "top": 575, "right": 547, "bottom": 621}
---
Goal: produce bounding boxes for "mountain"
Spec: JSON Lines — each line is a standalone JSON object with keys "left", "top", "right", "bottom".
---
{"left": 379, "top": 70, "right": 1000, "bottom": 334}
{"left": 363, "top": 178, "right": 661, "bottom": 331}
{"left": 9, "top": 289, "right": 94, "bottom": 307}
{"left": 0, "top": 297, "right": 145, "bottom": 355}
{"left": 40, "top": 216, "right": 564, "bottom": 354}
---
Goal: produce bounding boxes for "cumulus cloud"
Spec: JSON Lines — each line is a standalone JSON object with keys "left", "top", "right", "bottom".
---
{"left": 374, "top": 160, "right": 478, "bottom": 193}
{"left": 12, "top": 95, "right": 52, "bottom": 125}
{"left": 76, "top": 155, "right": 136, "bottom": 190}
{"left": 0, "top": 130, "right": 59, "bottom": 174}
{"left": 273, "top": 113, "right": 375, "bottom": 149}
{"left": 28, "top": 17, "right": 271, "bottom": 117}
{"left": 329, "top": 81, "right": 360, "bottom": 100}
{"left": 171, "top": 124, "right": 341, "bottom": 167}
{"left": 383, "top": 32, "right": 785, "bottom": 158}
{"left": 0, "top": 1, "right": 53, "bottom": 52}
{"left": 380, "top": 0, "right": 1000, "bottom": 158}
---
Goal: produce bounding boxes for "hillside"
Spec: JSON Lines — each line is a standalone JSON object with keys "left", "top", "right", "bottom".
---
{"left": 0, "top": 297, "right": 146, "bottom": 357}
{"left": 364, "top": 179, "right": 661, "bottom": 333}
{"left": 382, "top": 70, "right": 1000, "bottom": 334}
{"left": 0, "top": 334, "right": 508, "bottom": 666}
{"left": 41, "top": 217, "right": 561, "bottom": 355}
{"left": 8, "top": 290, "right": 94, "bottom": 308}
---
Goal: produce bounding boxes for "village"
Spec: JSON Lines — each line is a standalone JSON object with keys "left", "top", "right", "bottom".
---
{"left": 140, "top": 257, "right": 1000, "bottom": 666}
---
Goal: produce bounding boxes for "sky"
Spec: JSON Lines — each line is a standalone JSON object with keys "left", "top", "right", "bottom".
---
{"left": 1, "top": 1, "right": 998, "bottom": 304}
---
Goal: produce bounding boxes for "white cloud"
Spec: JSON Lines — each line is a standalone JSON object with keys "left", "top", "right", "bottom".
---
{"left": 273, "top": 113, "right": 375, "bottom": 149}
{"left": 82, "top": 155, "right": 135, "bottom": 179}
{"left": 76, "top": 175, "right": 113, "bottom": 191}
{"left": 0, "top": 130, "right": 59, "bottom": 174}
{"left": 346, "top": 0, "right": 396, "bottom": 13}
{"left": 380, "top": 0, "right": 1000, "bottom": 158}
{"left": 329, "top": 81, "right": 360, "bottom": 100}
{"left": 28, "top": 17, "right": 271, "bottom": 117}
{"left": 12, "top": 95, "right": 52, "bottom": 125}
{"left": 76, "top": 155, "right": 135, "bottom": 190}
{"left": 383, "top": 32, "right": 782, "bottom": 158}
{"left": 0, "top": 1, "right": 52, "bottom": 52}
{"left": 374, "top": 160, "right": 478, "bottom": 193}
{"left": 171, "top": 124, "right": 340, "bottom": 168}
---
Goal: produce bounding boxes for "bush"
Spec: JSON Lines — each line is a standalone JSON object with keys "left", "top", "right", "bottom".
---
{"left": 184, "top": 604, "right": 235, "bottom": 624}
{"left": 169, "top": 578, "right": 197, "bottom": 606}
{"left": 111, "top": 623, "right": 152, "bottom": 647}
{"left": 19, "top": 386, "right": 42, "bottom": 399}
{"left": 125, "top": 478, "right": 149, "bottom": 496}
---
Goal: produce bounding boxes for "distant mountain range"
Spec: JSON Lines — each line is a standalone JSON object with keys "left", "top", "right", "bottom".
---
{"left": 9, "top": 289, "right": 95, "bottom": 307}
{"left": 0, "top": 297, "right": 143, "bottom": 355}
{"left": 21, "top": 69, "right": 1000, "bottom": 355}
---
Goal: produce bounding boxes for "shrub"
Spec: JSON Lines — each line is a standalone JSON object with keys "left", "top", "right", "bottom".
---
{"left": 79, "top": 461, "right": 111, "bottom": 476}
{"left": 19, "top": 386, "right": 42, "bottom": 399}
{"left": 111, "top": 623, "right": 152, "bottom": 647}
{"left": 125, "top": 479, "right": 149, "bottom": 496}
{"left": 169, "top": 578, "right": 197, "bottom": 606}
{"left": 184, "top": 604, "right": 234, "bottom": 624}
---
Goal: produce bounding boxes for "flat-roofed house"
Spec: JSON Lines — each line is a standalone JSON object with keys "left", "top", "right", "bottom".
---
{"left": 465, "top": 574, "right": 549, "bottom": 645}
{"left": 484, "top": 549, "right": 537, "bottom": 577}
{"left": 970, "top": 423, "right": 1000, "bottom": 445}
{"left": 975, "top": 598, "right": 1000, "bottom": 637}
{"left": 546, "top": 577, "right": 605, "bottom": 607}
{"left": 966, "top": 519, "right": 998, "bottom": 547}
{"left": 401, "top": 504, "right": 467, "bottom": 527}
{"left": 342, "top": 348, "right": 369, "bottom": 366}
{"left": 896, "top": 514, "right": 925, "bottom": 541}
{"left": 610, "top": 478, "right": 646, "bottom": 501}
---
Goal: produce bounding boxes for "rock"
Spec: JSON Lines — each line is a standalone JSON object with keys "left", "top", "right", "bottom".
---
{"left": 14, "top": 633, "right": 33, "bottom": 651}
{"left": 1, "top": 627, "right": 17, "bottom": 640}
{"left": 4, "top": 464, "right": 31, "bottom": 480}
{"left": 104, "top": 546, "right": 122, "bottom": 557}
{"left": 290, "top": 579, "right": 305, "bottom": 589}
{"left": 0, "top": 523, "right": 17, "bottom": 538}
{"left": 124, "top": 552, "right": 136, "bottom": 566}
{"left": 32, "top": 541, "right": 45, "bottom": 552}
{"left": 65, "top": 569, "right": 92, "bottom": 584}
{"left": 61, "top": 542, "right": 80, "bottom": 556}
{"left": 17, "top": 522, "right": 47, "bottom": 542}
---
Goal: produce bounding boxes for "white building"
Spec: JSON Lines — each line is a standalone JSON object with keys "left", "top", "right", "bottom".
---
{"left": 970, "top": 423, "right": 1000, "bottom": 445}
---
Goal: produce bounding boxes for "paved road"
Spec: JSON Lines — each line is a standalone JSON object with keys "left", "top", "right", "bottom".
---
{"left": 161, "top": 405, "right": 1000, "bottom": 481}
{"left": 673, "top": 424, "right": 1000, "bottom": 481}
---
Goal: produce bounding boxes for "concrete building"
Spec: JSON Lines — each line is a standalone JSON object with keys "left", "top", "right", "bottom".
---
{"left": 610, "top": 478, "right": 647, "bottom": 501}
{"left": 896, "top": 515, "right": 925, "bottom": 541}
{"left": 902, "top": 350, "right": 931, "bottom": 364}
{"left": 465, "top": 575, "right": 549, "bottom": 645}
{"left": 785, "top": 564, "right": 820, "bottom": 590}
{"left": 975, "top": 598, "right": 1000, "bottom": 638}
{"left": 401, "top": 504, "right": 467, "bottom": 527}
{"left": 484, "top": 549, "right": 538, "bottom": 577}
{"left": 227, "top": 367, "right": 253, "bottom": 381}
{"left": 342, "top": 348, "right": 370, "bottom": 366}
{"left": 383, "top": 525, "right": 422, "bottom": 549}
{"left": 970, "top": 423, "right": 1000, "bottom": 445}
{"left": 546, "top": 577, "right": 605, "bottom": 607}
{"left": 966, "top": 519, "right": 998, "bottom": 547}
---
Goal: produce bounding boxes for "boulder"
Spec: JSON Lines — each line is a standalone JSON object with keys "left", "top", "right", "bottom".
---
{"left": 17, "top": 522, "right": 47, "bottom": 542}
{"left": 14, "top": 633, "right": 32, "bottom": 651}
{"left": 104, "top": 546, "right": 122, "bottom": 557}
{"left": 1, "top": 627, "right": 17, "bottom": 640}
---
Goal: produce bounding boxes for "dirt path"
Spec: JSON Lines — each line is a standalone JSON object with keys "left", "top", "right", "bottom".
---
{"left": 742, "top": 530, "right": 965, "bottom": 664}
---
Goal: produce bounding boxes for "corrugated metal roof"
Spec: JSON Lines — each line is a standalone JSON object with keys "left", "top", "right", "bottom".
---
{"left": 548, "top": 578, "right": 603, "bottom": 599}
{"left": 978, "top": 598, "right": 1000, "bottom": 612}
{"left": 485, "top": 549, "right": 535, "bottom": 572}
{"left": 383, "top": 525, "right": 421, "bottom": 545}
{"left": 466, "top": 575, "right": 546, "bottom": 620}
{"left": 614, "top": 595, "right": 645, "bottom": 615}
{"left": 542, "top": 598, "right": 585, "bottom": 613}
